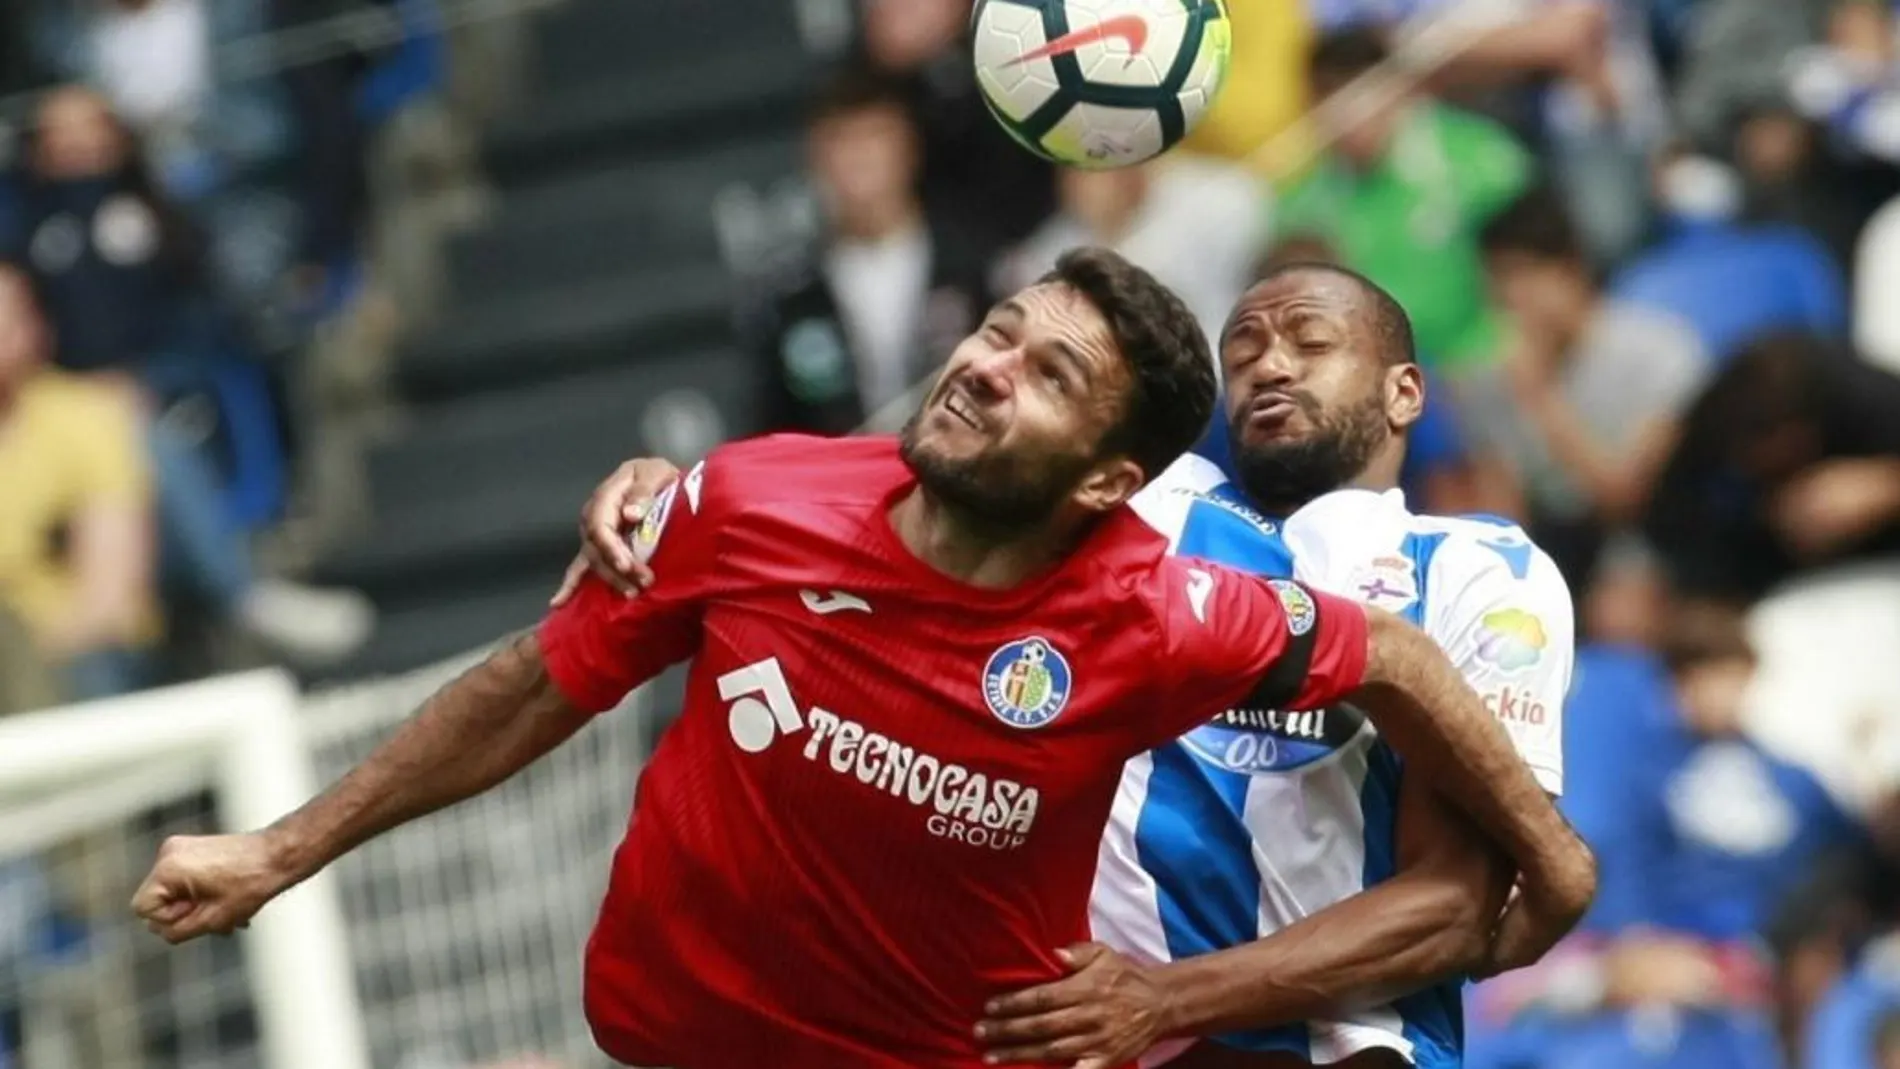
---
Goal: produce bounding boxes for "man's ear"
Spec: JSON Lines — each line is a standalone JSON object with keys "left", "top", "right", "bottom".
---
{"left": 1386, "top": 363, "right": 1425, "bottom": 431}
{"left": 1072, "top": 456, "right": 1146, "bottom": 514}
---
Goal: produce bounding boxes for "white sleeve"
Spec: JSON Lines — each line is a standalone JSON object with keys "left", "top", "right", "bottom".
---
{"left": 1426, "top": 539, "right": 1576, "bottom": 796}
{"left": 1130, "top": 454, "right": 1235, "bottom": 552}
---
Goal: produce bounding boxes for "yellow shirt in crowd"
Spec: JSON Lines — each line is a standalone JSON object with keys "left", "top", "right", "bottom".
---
{"left": 1180, "top": 0, "right": 1314, "bottom": 161}
{"left": 0, "top": 371, "right": 158, "bottom": 648}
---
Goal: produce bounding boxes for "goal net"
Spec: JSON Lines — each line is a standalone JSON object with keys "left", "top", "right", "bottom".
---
{"left": 0, "top": 650, "right": 655, "bottom": 1069}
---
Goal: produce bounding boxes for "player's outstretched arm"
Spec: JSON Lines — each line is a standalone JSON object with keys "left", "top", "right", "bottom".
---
{"left": 976, "top": 752, "right": 1515, "bottom": 1066}
{"left": 132, "top": 634, "right": 594, "bottom": 943}
{"left": 1142, "top": 568, "right": 1590, "bottom": 961}
{"left": 1349, "top": 607, "right": 1595, "bottom": 969}
{"left": 1151, "top": 768, "right": 1512, "bottom": 1039}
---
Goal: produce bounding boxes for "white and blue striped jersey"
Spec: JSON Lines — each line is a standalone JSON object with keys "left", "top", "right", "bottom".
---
{"left": 1092, "top": 455, "right": 1576, "bottom": 1068}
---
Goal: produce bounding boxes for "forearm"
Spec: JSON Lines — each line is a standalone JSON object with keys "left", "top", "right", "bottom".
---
{"left": 1427, "top": 26, "right": 1567, "bottom": 87}
{"left": 1870, "top": 458, "right": 1900, "bottom": 527}
{"left": 1420, "top": 5, "right": 1601, "bottom": 90}
{"left": 1354, "top": 612, "right": 1571, "bottom": 868}
{"left": 45, "top": 506, "right": 155, "bottom": 656}
{"left": 53, "top": 569, "right": 150, "bottom": 652}
{"left": 42, "top": 600, "right": 140, "bottom": 656}
{"left": 266, "top": 632, "right": 593, "bottom": 882}
{"left": 1154, "top": 877, "right": 1492, "bottom": 1037}
{"left": 1522, "top": 390, "right": 1642, "bottom": 520}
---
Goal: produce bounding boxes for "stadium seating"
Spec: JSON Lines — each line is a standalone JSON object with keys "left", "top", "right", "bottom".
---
{"left": 480, "top": 0, "right": 817, "bottom": 186}
{"left": 309, "top": 0, "right": 826, "bottom": 680}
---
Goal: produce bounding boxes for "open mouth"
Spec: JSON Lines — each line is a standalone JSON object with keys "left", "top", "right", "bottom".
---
{"left": 943, "top": 386, "right": 983, "bottom": 430}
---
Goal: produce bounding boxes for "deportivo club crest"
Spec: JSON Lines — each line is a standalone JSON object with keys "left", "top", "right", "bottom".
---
{"left": 982, "top": 637, "right": 1072, "bottom": 730}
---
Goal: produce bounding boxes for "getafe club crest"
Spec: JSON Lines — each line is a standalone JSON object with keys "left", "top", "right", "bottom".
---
{"left": 982, "top": 637, "right": 1072, "bottom": 730}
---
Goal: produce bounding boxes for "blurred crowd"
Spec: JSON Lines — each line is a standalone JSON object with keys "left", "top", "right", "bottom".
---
{"left": 0, "top": 5, "right": 447, "bottom": 1063}
{"left": 4, "top": 0, "right": 1900, "bottom": 1068}
{"left": 745, "top": 1, "right": 1900, "bottom": 1067}
{"left": 0, "top": 0, "right": 465, "bottom": 715}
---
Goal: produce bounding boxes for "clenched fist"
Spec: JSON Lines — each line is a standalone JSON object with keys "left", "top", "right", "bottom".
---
{"left": 131, "top": 832, "right": 295, "bottom": 943}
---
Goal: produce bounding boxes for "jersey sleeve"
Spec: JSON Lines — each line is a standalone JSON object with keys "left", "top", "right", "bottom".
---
{"left": 537, "top": 456, "right": 727, "bottom": 714}
{"left": 1428, "top": 533, "right": 1576, "bottom": 795}
{"left": 1143, "top": 562, "right": 1371, "bottom": 747}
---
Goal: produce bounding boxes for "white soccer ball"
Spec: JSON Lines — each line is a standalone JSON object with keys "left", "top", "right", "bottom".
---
{"left": 971, "top": 0, "right": 1232, "bottom": 170}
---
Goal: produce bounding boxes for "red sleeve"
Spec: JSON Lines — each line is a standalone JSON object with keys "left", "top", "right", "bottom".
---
{"left": 536, "top": 456, "right": 727, "bottom": 714}
{"left": 1145, "top": 561, "right": 1370, "bottom": 743}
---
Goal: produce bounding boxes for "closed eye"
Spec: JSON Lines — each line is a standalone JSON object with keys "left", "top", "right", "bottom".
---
{"left": 1036, "top": 356, "right": 1071, "bottom": 393}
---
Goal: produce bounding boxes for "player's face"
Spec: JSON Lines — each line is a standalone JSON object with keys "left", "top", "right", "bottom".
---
{"left": 902, "top": 284, "right": 1139, "bottom": 528}
{"left": 1218, "top": 272, "right": 1418, "bottom": 510}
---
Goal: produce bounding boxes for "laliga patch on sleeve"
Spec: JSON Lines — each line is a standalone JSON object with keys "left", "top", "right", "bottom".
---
{"left": 630, "top": 480, "right": 682, "bottom": 565}
{"left": 1268, "top": 579, "right": 1316, "bottom": 636}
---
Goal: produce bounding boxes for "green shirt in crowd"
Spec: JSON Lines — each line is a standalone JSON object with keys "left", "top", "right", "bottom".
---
{"left": 1272, "top": 101, "right": 1530, "bottom": 374}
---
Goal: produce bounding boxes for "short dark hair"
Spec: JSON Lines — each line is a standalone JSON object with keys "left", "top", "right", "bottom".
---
{"left": 808, "top": 66, "right": 911, "bottom": 127}
{"left": 1479, "top": 183, "right": 1587, "bottom": 264}
{"left": 1037, "top": 246, "right": 1215, "bottom": 482}
{"left": 1671, "top": 331, "right": 1825, "bottom": 467}
{"left": 1309, "top": 26, "right": 1390, "bottom": 85}
{"left": 1252, "top": 260, "right": 1417, "bottom": 367}
{"left": 1258, "top": 233, "right": 1342, "bottom": 274}
{"left": 1659, "top": 604, "right": 1757, "bottom": 678}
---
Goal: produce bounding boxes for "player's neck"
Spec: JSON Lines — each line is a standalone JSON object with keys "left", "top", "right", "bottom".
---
{"left": 1253, "top": 452, "right": 1403, "bottom": 517}
{"left": 1351, "top": 446, "right": 1404, "bottom": 497}
{"left": 888, "top": 487, "right": 1079, "bottom": 590}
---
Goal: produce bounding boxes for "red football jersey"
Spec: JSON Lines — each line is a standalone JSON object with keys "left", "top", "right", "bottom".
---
{"left": 537, "top": 434, "right": 1368, "bottom": 1069}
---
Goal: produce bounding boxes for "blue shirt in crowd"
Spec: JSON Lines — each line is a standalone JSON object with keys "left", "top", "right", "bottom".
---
{"left": 1807, "top": 944, "right": 1900, "bottom": 1069}
{"left": 1610, "top": 220, "right": 1847, "bottom": 363}
{"left": 1562, "top": 644, "right": 1858, "bottom": 941}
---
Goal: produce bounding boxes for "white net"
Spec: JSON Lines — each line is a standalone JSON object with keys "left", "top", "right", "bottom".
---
{"left": 0, "top": 784, "right": 259, "bottom": 1069}
{"left": 0, "top": 650, "right": 655, "bottom": 1069}
{"left": 308, "top": 653, "right": 649, "bottom": 1069}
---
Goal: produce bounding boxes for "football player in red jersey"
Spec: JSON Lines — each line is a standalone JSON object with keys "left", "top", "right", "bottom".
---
{"left": 132, "top": 248, "right": 1592, "bottom": 1069}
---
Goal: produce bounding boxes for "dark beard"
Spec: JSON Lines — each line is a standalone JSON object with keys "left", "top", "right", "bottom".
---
{"left": 898, "top": 410, "right": 1092, "bottom": 533}
{"left": 1229, "top": 391, "right": 1387, "bottom": 516}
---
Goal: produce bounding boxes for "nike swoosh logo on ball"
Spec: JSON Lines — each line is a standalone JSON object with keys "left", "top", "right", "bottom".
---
{"left": 1007, "top": 14, "right": 1149, "bottom": 66}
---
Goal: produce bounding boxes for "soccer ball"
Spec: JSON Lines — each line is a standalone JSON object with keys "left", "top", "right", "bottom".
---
{"left": 971, "top": 0, "right": 1232, "bottom": 170}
